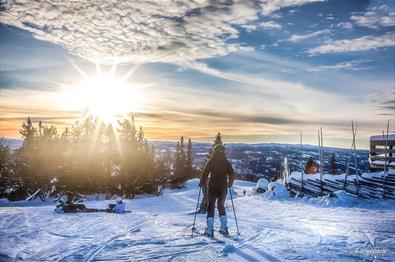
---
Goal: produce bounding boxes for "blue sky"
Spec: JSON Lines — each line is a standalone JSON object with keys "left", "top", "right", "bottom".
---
{"left": 0, "top": 0, "right": 394, "bottom": 148}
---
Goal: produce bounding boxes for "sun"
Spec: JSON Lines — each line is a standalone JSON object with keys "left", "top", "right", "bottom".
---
{"left": 57, "top": 62, "right": 145, "bottom": 123}
{"left": 79, "top": 76, "right": 143, "bottom": 122}
{"left": 60, "top": 74, "right": 143, "bottom": 123}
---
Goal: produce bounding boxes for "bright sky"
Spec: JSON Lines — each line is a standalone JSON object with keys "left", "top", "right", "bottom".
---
{"left": 0, "top": 0, "right": 394, "bottom": 148}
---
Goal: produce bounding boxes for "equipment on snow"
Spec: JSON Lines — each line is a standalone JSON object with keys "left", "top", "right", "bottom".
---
{"left": 229, "top": 187, "right": 240, "bottom": 235}
{"left": 191, "top": 187, "right": 201, "bottom": 237}
{"left": 191, "top": 228, "right": 226, "bottom": 243}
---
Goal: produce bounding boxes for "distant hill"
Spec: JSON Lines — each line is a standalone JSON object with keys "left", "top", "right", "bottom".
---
{"left": 1, "top": 138, "right": 369, "bottom": 181}
{"left": 0, "top": 138, "right": 23, "bottom": 150}
{"left": 150, "top": 141, "right": 370, "bottom": 182}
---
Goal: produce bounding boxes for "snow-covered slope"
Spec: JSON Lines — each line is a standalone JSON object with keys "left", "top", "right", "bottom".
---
{"left": 0, "top": 179, "right": 394, "bottom": 261}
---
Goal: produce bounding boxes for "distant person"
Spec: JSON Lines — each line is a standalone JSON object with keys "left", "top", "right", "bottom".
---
{"left": 55, "top": 191, "right": 87, "bottom": 213}
{"left": 199, "top": 144, "right": 234, "bottom": 237}
{"left": 107, "top": 197, "right": 126, "bottom": 213}
{"left": 305, "top": 157, "right": 319, "bottom": 174}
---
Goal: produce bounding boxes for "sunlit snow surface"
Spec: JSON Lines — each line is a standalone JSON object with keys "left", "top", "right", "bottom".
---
{"left": 1, "top": 179, "right": 394, "bottom": 261}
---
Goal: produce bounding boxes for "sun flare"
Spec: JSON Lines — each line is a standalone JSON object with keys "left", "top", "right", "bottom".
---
{"left": 61, "top": 75, "right": 143, "bottom": 123}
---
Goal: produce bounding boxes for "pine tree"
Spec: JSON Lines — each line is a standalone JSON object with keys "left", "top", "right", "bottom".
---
{"left": 7, "top": 114, "right": 171, "bottom": 200}
{"left": 82, "top": 116, "right": 95, "bottom": 140}
{"left": 117, "top": 115, "right": 139, "bottom": 197}
{"left": 71, "top": 121, "right": 82, "bottom": 143}
{"left": 173, "top": 141, "right": 182, "bottom": 186}
{"left": 0, "top": 141, "right": 15, "bottom": 197}
{"left": 172, "top": 137, "right": 187, "bottom": 188}
{"left": 137, "top": 126, "right": 144, "bottom": 144}
{"left": 180, "top": 136, "right": 185, "bottom": 166}
{"left": 180, "top": 136, "right": 187, "bottom": 182}
{"left": 17, "top": 117, "right": 39, "bottom": 193}
{"left": 208, "top": 132, "right": 222, "bottom": 158}
{"left": 19, "top": 117, "right": 37, "bottom": 147}
{"left": 185, "top": 138, "right": 194, "bottom": 178}
{"left": 36, "top": 124, "right": 62, "bottom": 198}
{"left": 104, "top": 124, "right": 119, "bottom": 195}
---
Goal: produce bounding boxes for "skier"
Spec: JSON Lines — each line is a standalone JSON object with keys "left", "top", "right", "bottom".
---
{"left": 106, "top": 197, "right": 126, "bottom": 213}
{"left": 199, "top": 144, "right": 234, "bottom": 237}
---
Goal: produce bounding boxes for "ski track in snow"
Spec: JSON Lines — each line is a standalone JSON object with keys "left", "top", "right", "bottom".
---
{"left": 1, "top": 179, "right": 394, "bottom": 261}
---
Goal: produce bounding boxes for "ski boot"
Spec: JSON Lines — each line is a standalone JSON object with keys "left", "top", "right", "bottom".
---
{"left": 219, "top": 215, "right": 229, "bottom": 236}
{"left": 204, "top": 217, "right": 214, "bottom": 237}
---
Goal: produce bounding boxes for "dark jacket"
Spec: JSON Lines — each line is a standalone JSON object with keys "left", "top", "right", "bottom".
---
{"left": 65, "top": 191, "right": 76, "bottom": 205}
{"left": 200, "top": 156, "right": 234, "bottom": 188}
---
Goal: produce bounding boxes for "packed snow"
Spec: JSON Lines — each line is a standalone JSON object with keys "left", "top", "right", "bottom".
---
{"left": 1, "top": 179, "right": 394, "bottom": 261}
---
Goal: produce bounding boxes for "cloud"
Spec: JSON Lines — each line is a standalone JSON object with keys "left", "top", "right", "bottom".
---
{"left": 259, "top": 0, "right": 325, "bottom": 16}
{"left": 337, "top": 22, "right": 353, "bottom": 29}
{"left": 0, "top": 0, "right": 324, "bottom": 64}
{"left": 288, "top": 29, "right": 330, "bottom": 42}
{"left": 306, "top": 59, "right": 371, "bottom": 72}
{"left": 377, "top": 98, "right": 395, "bottom": 112}
{"left": 351, "top": 11, "right": 395, "bottom": 28}
{"left": 308, "top": 32, "right": 395, "bottom": 54}
{"left": 178, "top": 60, "right": 310, "bottom": 95}
{"left": 259, "top": 21, "right": 282, "bottom": 29}
{"left": 241, "top": 24, "right": 257, "bottom": 33}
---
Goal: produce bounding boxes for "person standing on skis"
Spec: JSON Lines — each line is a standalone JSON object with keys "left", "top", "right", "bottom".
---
{"left": 199, "top": 144, "right": 234, "bottom": 237}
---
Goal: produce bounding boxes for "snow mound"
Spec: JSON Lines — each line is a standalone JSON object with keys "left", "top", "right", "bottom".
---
{"left": 184, "top": 178, "right": 200, "bottom": 189}
{"left": 332, "top": 190, "right": 360, "bottom": 205}
{"left": 233, "top": 180, "right": 256, "bottom": 187}
{"left": 256, "top": 178, "right": 269, "bottom": 193}
{"left": 265, "top": 182, "right": 289, "bottom": 199}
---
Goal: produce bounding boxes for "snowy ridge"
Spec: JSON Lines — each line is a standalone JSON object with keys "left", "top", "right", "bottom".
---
{"left": 1, "top": 179, "right": 394, "bottom": 261}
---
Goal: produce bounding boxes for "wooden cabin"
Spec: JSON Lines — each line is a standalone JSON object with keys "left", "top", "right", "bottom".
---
{"left": 369, "top": 134, "right": 395, "bottom": 171}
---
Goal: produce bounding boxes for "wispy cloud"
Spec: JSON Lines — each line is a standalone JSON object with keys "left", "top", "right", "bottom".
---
{"left": 306, "top": 59, "right": 371, "bottom": 72}
{"left": 288, "top": 29, "right": 330, "bottom": 42}
{"left": 0, "top": 0, "right": 323, "bottom": 64}
{"left": 351, "top": 10, "right": 395, "bottom": 28}
{"left": 377, "top": 98, "right": 395, "bottom": 113}
{"left": 308, "top": 32, "right": 395, "bottom": 54}
{"left": 336, "top": 22, "right": 353, "bottom": 29}
{"left": 259, "top": 0, "right": 325, "bottom": 16}
{"left": 259, "top": 21, "right": 282, "bottom": 29}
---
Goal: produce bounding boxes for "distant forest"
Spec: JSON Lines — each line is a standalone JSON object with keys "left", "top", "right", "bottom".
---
{"left": 0, "top": 115, "right": 208, "bottom": 201}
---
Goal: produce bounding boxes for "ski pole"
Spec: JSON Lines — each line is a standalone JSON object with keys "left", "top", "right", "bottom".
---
{"left": 191, "top": 187, "right": 201, "bottom": 236}
{"left": 229, "top": 187, "right": 240, "bottom": 235}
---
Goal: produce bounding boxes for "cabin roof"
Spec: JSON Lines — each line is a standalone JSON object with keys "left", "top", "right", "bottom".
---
{"left": 370, "top": 134, "right": 395, "bottom": 142}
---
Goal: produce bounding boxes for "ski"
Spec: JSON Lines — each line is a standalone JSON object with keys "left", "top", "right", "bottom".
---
{"left": 54, "top": 209, "right": 132, "bottom": 213}
{"left": 217, "top": 231, "right": 239, "bottom": 241}
{"left": 191, "top": 229, "right": 226, "bottom": 243}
